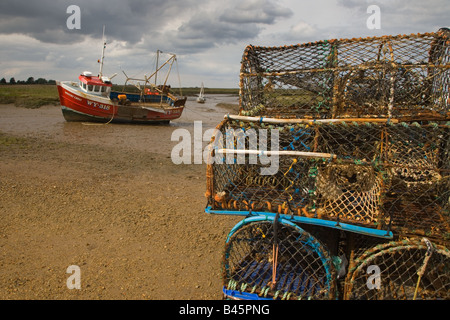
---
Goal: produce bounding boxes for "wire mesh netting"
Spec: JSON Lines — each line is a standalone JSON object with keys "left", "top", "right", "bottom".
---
{"left": 205, "top": 29, "right": 450, "bottom": 300}
{"left": 239, "top": 29, "right": 449, "bottom": 119}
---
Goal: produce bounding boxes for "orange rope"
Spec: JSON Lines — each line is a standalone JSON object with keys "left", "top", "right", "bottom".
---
{"left": 271, "top": 244, "right": 279, "bottom": 290}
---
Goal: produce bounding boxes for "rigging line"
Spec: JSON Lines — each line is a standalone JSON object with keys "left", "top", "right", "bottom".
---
{"left": 175, "top": 57, "right": 183, "bottom": 97}
{"left": 82, "top": 104, "right": 116, "bottom": 126}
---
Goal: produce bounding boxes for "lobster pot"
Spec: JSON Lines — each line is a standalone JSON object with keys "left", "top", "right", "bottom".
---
{"left": 382, "top": 123, "right": 450, "bottom": 238}
{"left": 222, "top": 216, "right": 336, "bottom": 300}
{"left": 207, "top": 118, "right": 389, "bottom": 231}
{"left": 206, "top": 118, "right": 450, "bottom": 238}
{"left": 207, "top": 118, "right": 317, "bottom": 214}
{"left": 239, "top": 28, "right": 450, "bottom": 119}
{"left": 344, "top": 238, "right": 450, "bottom": 300}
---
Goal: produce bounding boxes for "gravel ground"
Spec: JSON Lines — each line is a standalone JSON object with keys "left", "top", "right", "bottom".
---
{"left": 0, "top": 99, "right": 241, "bottom": 300}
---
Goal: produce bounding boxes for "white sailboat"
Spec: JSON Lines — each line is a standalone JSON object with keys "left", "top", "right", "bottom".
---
{"left": 197, "top": 82, "right": 206, "bottom": 103}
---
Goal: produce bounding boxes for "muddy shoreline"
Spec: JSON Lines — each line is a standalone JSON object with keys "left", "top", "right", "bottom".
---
{"left": 0, "top": 95, "right": 242, "bottom": 299}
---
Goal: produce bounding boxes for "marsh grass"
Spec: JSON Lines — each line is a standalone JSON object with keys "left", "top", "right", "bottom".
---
{"left": 0, "top": 85, "right": 60, "bottom": 108}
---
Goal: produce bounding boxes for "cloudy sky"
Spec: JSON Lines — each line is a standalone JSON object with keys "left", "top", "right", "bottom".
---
{"left": 0, "top": 0, "right": 448, "bottom": 88}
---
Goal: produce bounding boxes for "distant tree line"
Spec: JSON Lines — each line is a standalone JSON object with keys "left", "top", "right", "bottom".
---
{"left": 0, "top": 77, "right": 56, "bottom": 85}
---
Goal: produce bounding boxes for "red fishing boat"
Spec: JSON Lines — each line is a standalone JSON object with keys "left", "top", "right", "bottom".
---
{"left": 56, "top": 29, "right": 186, "bottom": 124}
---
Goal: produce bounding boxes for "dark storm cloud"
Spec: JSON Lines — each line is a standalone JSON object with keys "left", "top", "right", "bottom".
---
{"left": 173, "top": 14, "right": 260, "bottom": 52}
{"left": 0, "top": 0, "right": 195, "bottom": 44}
{"left": 0, "top": 0, "right": 294, "bottom": 54}
{"left": 170, "top": 0, "right": 293, "bottom": 53}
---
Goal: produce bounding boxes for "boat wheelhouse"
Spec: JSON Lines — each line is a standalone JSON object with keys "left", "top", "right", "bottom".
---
{"left": 78, "top": 71, "right": 112, "bottom": 97}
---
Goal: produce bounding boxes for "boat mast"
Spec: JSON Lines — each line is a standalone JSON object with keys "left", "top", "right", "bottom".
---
{"left": 155, "top": 50, "right": 160, "bottom": 86}
{"left": 99, "top": 25, "right": 106, "bottom": 78}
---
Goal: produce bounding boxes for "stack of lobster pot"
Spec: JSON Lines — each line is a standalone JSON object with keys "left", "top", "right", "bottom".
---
{"left": 205, "top": 28, "right": 450, "bottom": 300}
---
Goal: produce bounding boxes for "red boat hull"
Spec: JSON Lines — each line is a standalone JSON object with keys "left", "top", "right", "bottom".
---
{"left": 57, "top": 81, "right": 185, "bottom": 123}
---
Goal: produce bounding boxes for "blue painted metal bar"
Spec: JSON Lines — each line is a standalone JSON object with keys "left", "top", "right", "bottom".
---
{"left": 205, "top": 206, "right": 393, "bottom": 239}
{"left": 225, "top": 214, "right": 302, "bottom": 243}
{"left": 223, "top": 287, "right": 274, "bottom": 300}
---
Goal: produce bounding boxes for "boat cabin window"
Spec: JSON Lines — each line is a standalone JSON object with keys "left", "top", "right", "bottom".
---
{"left": 79, "top": 79, "right": 110, "bottom": 95}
